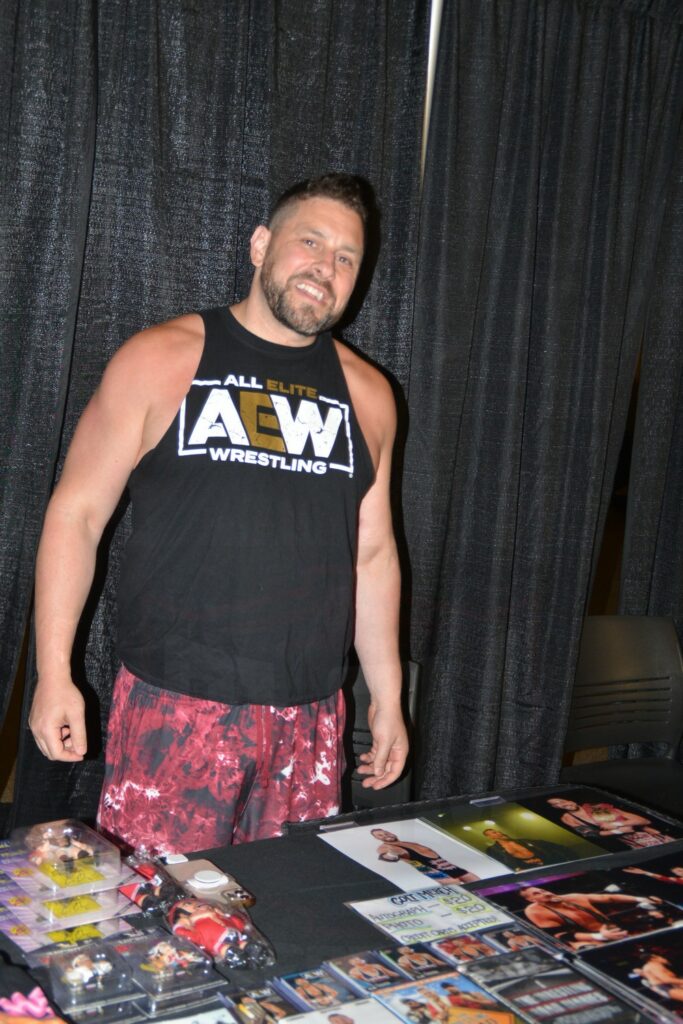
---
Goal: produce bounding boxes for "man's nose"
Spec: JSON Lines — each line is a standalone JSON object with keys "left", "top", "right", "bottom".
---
{"left": 311, "top": 250, "right": 335, "bottom": 279}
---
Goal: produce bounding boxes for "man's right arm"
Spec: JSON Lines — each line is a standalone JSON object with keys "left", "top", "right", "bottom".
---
{"left": 28, "top": 328, "right": 170, "bottom": 761}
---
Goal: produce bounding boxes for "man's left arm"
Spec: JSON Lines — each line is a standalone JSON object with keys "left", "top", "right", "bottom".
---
{"left": 353, "top": 380, "right": 408, "bottom": 789}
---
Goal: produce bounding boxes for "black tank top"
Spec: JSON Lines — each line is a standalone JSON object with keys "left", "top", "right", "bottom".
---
{"left": 117, "top": 308, "right": 375, "bottom": 704}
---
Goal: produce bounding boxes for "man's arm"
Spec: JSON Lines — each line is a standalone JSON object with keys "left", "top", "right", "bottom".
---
{"left": 29, "top": 317, "right": 201, "bottom": 761}
{"left": 351, "top": 369, "right": 408, "bottom": 790}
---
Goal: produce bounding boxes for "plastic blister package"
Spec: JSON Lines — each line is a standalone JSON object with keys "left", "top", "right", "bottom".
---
{"left": 44, "top": 940, "right": 140, "bottom": 1011}
{"left": 111, "top": 930, "right": 226, "bottom": 1015}
{"left": 8, "top": 821, "right": 123, "bottom": 897}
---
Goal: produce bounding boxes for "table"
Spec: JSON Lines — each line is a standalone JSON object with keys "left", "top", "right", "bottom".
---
{"left": 199, "top": 784, "right": 683, "bottom": 988}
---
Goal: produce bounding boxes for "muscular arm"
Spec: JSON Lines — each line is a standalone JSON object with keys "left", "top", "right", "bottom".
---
{"left": 29, "top": 317, "right": 202, "bottom": 761}
{"left": 345, "top": 355, "right": 407, "bottom": 789}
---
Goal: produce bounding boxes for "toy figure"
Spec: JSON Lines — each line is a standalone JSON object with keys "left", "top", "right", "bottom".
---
{"left": 168, "top": 897, "right": 275, "bottom": 968}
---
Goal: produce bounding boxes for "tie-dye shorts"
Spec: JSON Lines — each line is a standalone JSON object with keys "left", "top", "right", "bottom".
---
{"left": 97, "top": 666, "right": 345, "bottom": 854}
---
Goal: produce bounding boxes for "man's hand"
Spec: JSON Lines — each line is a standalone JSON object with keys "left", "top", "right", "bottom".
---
{"left": 357, "top": 702, "right": 408, "bottom": 789}
{"left": 29, "top": 679, "right": 87, "bottom": 761}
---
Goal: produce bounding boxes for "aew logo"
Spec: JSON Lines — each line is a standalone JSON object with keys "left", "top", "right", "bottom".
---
{"left": 178, "top": 375, "right": 355, "bottom": 476}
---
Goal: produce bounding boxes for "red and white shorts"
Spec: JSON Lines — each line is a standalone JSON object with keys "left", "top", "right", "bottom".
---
{"left": 97, "top": 666, "right": 345, "bottom": 854}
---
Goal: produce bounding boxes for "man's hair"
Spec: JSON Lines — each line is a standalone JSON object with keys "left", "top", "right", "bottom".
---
{"left": 268, "top": 172, "right": 371, "bottom": 230}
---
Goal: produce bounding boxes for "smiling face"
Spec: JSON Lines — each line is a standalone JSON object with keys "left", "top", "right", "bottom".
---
{"left": 371, "top": 828, "right": 399, "bottom": 842}
{"left": 252, "top": 196, "right": 364, "bottom": 339}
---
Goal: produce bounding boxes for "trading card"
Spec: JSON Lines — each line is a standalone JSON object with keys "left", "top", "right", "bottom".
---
{"left": 46, "top": 940, "right": 139, "bottom": 1010}
{"left": 483, "top": 923, "right": 554, "bottom": 954}
{"left": 221, "top": 984, "right": 300, "bottom": 1021}
{"left": 374, "top": 970, "right": 517, "bottom": 1023}
{"left": 285, "top": 999, "right": 404, "bottom": 1023}
{"left": 428, "top": 931, "right": 503, "bottom": 965}
{"left": 324, "top": 950, "right": 405, "bottom": 993}
{"left": 464, "top": 947, "right": 646, "bottom": 1023}
{"left": 378, "top": 942, "right": 453, "bottom": 980}
{"left": 273, "top": 968, "right": 358, "bottom": 1012}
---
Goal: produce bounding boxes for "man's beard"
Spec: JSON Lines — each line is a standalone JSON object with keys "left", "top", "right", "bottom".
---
{"left": 260, "top": 259, "right": 339, "bottom": 337}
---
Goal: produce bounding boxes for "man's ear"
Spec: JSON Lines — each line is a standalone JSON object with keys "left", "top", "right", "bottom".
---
{"left": 250, "top": 225, "right": 271, "bottom": 268}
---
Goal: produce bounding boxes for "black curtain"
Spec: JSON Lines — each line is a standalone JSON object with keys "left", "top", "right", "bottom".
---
{"left": 3, "top": 0, "right": 427, "bottom": 825}
{"left": 406, "top": 0, "right": 683, "bottom": 798}
{"left": 620, "top": 129, "right": 683, "bottom": 638}
{"left": 4, "top": 0, "right": 683, "bottom": 829}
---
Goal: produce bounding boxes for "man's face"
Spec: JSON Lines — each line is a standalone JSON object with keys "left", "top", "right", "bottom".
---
{"left": 483, "top": 829, "right": 508, "bottom": 840}
{"left": 520, "top": 887, "right": 552, "bottom": 903}
{"left": 254, "top": 197, "right": 364, "bottom": 338}
{"left": 372, "top": 828, "right": 398, "bottom": 842}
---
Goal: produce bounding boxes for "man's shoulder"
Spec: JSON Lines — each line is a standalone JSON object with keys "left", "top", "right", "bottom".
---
{"left": 333, "top": 339, "right": 395, "bottom": 418}
{"left": 106, "top": 313, "right": 205, "bottom": 389}
{"left": 118, "top": 312, "right": 204, "bottom": 360}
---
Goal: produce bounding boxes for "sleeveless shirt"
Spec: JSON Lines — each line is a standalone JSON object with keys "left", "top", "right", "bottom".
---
{"left": 117, "top": 308, "right": 375, "bottom": 705}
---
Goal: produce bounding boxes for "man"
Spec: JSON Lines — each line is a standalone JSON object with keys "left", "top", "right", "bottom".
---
{"left": 482, "top": 828, "right": 570, "bottom": 871}
{"left": 370, "top": 827, "right": 479, "bottom": 884}
{"left": 546, "top": 797, "right": 675, "bottom": 848}
{"left": 518, "top": 885, "right": 671, "bottom": 950}
{"left": 634, "top": 953, "right": 683, "bottom": 1004}
{"left": 29, "top": 172, "right": 408, "bottom": 853}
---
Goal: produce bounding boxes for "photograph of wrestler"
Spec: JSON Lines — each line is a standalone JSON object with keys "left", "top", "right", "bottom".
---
{"left": 422, "top": 801, "right": 603, "bottom": 872}
{"left": 370, "top": 828, "right": 479, "bottom": 884}
{"left": 325, "top": 951, "right": 403, "bottom": 992}
{"left": 429, "top": 933, "right": 501, "bottom": 965}
{"left": 517, "top": 787, "right": 683, "bottom": 853}
{"left": 230, "top": 988, "right": 296, "bottom": 1022}
{"left": 375, "top": 972, "right": 514, "bottom": 1024}
{"left": 582, "top": 932, "right": 683, "bottom": 1020}
{"left": 483, "top": 925, "right": 549, "bottom": 953}
{"left": 320, "top": 818, "right": 501, "bottom": 891}
{"left": 480, "top": 869, "right": 683, "bottom": 951}
{"left": 602, "top": 852, "right": 683, "bottom": 917}
{"left": 318, "top": 1000, "right": 404, "bottom": 1024}
{"left": 482, "top": 828, "right": 573, "bottom": 872}
{"left": 378, "top": 943, "right": 453, "bottom": 980}
{"left": 275, "top": 969, "right": 357, "bottom": 1012}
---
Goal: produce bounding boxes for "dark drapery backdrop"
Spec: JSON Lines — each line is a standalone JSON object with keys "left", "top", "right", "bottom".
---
{"left": 405, "top": 0, "right": 683, "bottom": 798}
{"left": 3, "top": 0, "right": 428, "bottom": 825}
{"left": 620, "top": 130, "right": 683, "bottom": 635}
{"left": 2, "top": 0, "right": 683, "bottom": 827}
